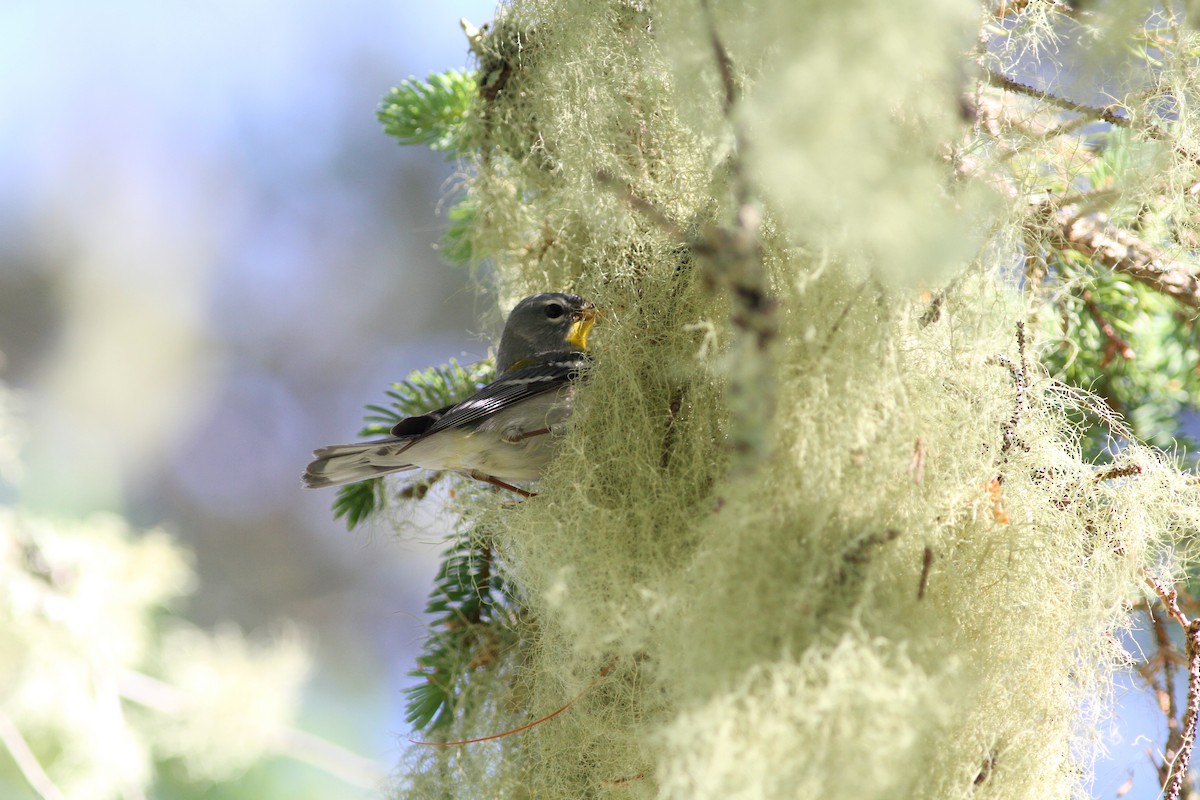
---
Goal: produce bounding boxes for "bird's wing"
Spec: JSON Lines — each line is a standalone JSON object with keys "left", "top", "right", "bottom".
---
{"left": 389, "top": 401, "right": 455, "bottom": 437}
{"left": 420, "top": 351, "right": 590, "bottom": 436}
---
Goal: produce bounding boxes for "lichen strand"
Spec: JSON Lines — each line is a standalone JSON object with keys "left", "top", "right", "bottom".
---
{"left": 394, "top": 1, "right": 1200, "bottom": 798}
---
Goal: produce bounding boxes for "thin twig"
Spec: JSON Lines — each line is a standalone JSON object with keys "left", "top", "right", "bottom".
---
{"left": 661, "top": 388, "right": 686, "bottom": 469}
{"left": 835, "top": 530, "right": 902, "bottom": 590}
{"left": 1150, "top": 607, "right": 1182, "bottom": 782}
{"left": 594, "top": 169, "right": 688, "bottom": 241}
{"left": 0, "top": 711, "right": 67, "bottom": 800}
{"left": 1094, "top": 463, "right": 1143, "bottom": 482}
{"left": 1168, "top": 621, "right": 1200, "bottom": 800}
{"left": 701, "top": 0, "right": 736, "bottom": 116}
{"left": 694, "top": 0, "right": 773, "bottom": 349}
{"left": 821, "top": 278, "right": 871, "bottom": 352}
{"left": 985, "top": 323, "right": 1029, "bottom": 524}
{"left": 983, "top": 66, "right": 1200, "bottom": 169}
{"left": 1146, "top": 573, "right": 1188, "bottom": 627}
{"left": 1144, "top": 572, "right": 1200, "bottom": 800}
{"left": 918, "top": 546, "right": 934, "bottom": 600}
{"left": 999, "top": 321, "right": 1029, "bottom": 461}
{"left": 412, "top": 657, "right": 619, "bottom": 746}
{"left": 1051, "top": 187, "right": 1121, "bottom": 219}
{"left": 982, "top": 67, "right": 1130, "bottom": 127}
{"left": 116, "top": 668, "right": 387, "bottom": 789}
{"left": 843, "top": 529, "right": 901, "bottom": 566}
{"left": 908, "top": 438, "right": 926, "bottom": 485}
{"left": 1080, "top": 289, "right": 1135, "bottom": 366}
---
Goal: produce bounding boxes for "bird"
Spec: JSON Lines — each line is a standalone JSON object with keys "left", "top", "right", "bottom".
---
{"left": 302, "top": 292, "right": 597, "bottom": 496}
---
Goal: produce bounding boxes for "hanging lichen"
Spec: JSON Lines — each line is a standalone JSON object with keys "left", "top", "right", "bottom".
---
{"left": 381, "top": 2, "right": 1200, "bottom": 798}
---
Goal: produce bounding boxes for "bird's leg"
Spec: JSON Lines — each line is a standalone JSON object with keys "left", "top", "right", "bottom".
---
{"left": 501, "top": 427, "right": 552, "bottom": 443}
{"left": 468, "top": 471, "right": 537, "bottom": 498}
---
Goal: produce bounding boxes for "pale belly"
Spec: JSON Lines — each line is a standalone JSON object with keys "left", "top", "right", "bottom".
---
{"left": 398, "top": 387, "right": 573, "bottom": 482}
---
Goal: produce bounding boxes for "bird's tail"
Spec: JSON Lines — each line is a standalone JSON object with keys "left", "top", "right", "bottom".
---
{"left": 302, "top": 438, "right": 418, "bottom": 489}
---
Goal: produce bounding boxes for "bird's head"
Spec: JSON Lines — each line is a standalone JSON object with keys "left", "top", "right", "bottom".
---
{"left": 495, "top": 292, "right": 598, "bottom": 373}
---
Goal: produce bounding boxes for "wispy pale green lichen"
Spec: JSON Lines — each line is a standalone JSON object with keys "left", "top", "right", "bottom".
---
{"left": 388, "top": 2, "right": 1200, "bottom": 798}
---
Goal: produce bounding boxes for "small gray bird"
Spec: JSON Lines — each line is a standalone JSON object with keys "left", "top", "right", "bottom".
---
{"left": 303, "top": 293, "right": 597, "bottom": 495}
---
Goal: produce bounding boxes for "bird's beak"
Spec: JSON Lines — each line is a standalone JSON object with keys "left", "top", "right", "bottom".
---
{"left": 566, "top": 304, "right": 600, "bottom": 351}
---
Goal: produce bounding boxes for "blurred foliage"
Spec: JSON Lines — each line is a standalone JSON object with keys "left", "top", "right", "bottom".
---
{"left": 0, "top": 481, "right": 317, "bottom": 798}
{"left": 0, "top": 368, "right": 390, "bottom": 798}
{"left": 438, "top": 197, "right": 478, "bottom": 268}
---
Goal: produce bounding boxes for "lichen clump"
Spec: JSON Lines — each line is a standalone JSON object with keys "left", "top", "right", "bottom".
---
{"left": 395, "top": 1, "right": 1200, "bottom": 798}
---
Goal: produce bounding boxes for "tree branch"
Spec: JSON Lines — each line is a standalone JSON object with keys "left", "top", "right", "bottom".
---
{"left": 1053, "top": 212, "right": 1200, "bottom": 309}
{"left": 1145, "top": 573, "right": 1200, "bottom": 800}
{"left": 0, "top": 711, "right": 66, "bottom": 800}
{"left": 1080, "top": 289, "right": 1135, "bottom": 366}
{"left": 982, "top": 66, "right": 1200, "bottom": 169}
{"left": 981, "top": 67, "right": 1130, "bottom": 127}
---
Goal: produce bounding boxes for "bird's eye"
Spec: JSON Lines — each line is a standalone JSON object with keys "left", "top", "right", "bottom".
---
{"left": 544, "top": 302, "right": 566, "bottom": 319}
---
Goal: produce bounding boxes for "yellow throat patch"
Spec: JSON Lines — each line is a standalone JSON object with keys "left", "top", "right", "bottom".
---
{"left": 566, "top": 307, "right": 598, "bottom": 351}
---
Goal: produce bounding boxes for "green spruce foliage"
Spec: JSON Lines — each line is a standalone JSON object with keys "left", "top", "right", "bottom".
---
{"left": 378, "top": 70, "right": 476, "bottom": 155}
{"left": 404, "top": 524, "right": 519, "bottom": 732}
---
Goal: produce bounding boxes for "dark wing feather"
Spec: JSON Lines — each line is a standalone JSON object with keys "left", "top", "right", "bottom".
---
{"left": 389, "top": 402, "right": 455, "bottom": 437}
{"left": 422, "top": 351, "right": 590, "bottom": 436}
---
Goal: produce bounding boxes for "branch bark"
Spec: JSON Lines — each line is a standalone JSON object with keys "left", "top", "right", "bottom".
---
{"left": 1052, "top": 211, "right": 1200, "bottom": 309}
{"left": 1145, "top": 574, "right": 1200, "bottom": 800}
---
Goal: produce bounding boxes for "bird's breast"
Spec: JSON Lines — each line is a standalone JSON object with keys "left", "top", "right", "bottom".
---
{"left": 399, "top": 386, "right": 574, "bottom": 482}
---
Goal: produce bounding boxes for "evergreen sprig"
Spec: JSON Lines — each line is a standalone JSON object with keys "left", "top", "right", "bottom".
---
{"left": 360, "top": 357, "right": 494, "bottom": 436}
{"left": 378, "top": 69, "right": 477, "bottom": 155}
{"left": 438, "top": 198, "right": 478, "bottom": 268}
{"left": 378, "top": 71, "right": 480, "bottom": 270}
{"left": 404, "top": 528, "right": 518, "bottom": 732}
{"left": 332, "top": 358, "right": 495, "bottom": 530}
{"left": 332, "top": 478, "right": 385, "bottom": 531}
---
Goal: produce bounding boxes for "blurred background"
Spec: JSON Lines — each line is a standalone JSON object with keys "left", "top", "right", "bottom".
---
{"left": 0, "top": 2, "right": 1177, "bottom": 799}
{"left": 0, "top": 2, "right": 494, "bottom": 797}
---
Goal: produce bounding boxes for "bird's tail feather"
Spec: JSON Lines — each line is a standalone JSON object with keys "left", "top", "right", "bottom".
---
{"left": 302, "top": 438, "right": 417, "bottom": 489}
